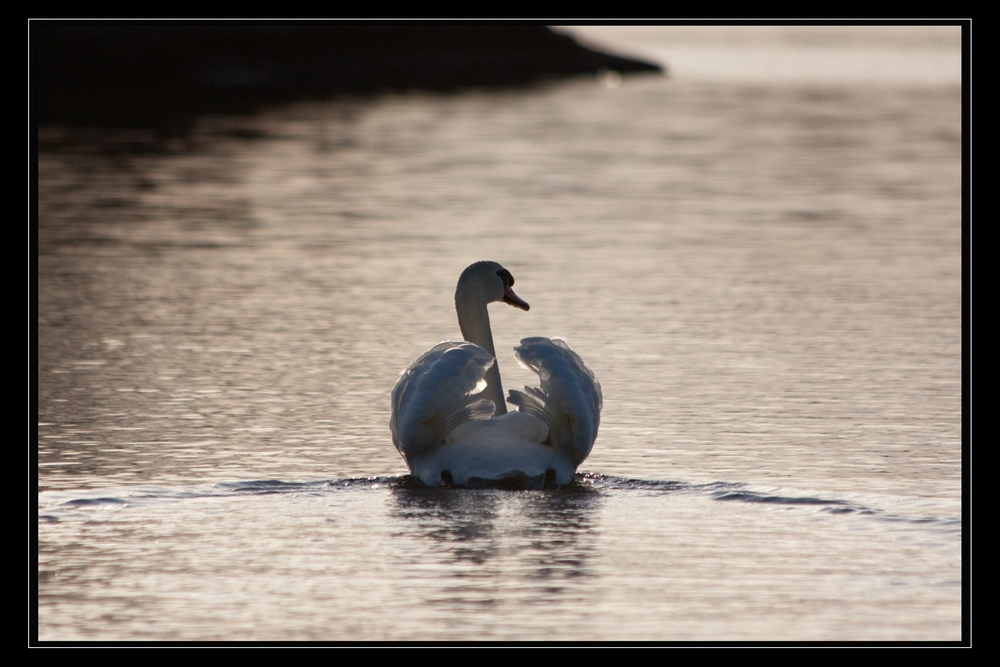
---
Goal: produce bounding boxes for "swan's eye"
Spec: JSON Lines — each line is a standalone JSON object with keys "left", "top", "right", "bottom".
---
{"left": 497, "top": 269, "right": 514, "bottom": 287}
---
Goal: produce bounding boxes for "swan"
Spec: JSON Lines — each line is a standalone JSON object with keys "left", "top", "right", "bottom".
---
{"left": 390, "top": 261, "right": 602, "bottom": 488}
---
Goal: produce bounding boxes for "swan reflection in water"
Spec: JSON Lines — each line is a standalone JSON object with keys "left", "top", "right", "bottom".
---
{"left": 390, "top": 261, "right": 602, "bottom": 489}
{"left": 389, "top": 478, "right": 603, "bottom": 582}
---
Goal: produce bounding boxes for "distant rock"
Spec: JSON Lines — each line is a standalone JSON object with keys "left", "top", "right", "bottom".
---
{"left": 33, "top": 24, "right": 663, "bottom": 129}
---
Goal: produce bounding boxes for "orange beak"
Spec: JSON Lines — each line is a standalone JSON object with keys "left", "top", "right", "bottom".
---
{"left": 503, "top": 285, "right": 530, "bottom": 311}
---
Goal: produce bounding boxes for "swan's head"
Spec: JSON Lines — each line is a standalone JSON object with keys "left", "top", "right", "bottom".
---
{"left": 456, "top": 261, "right": 530, "bottom": 311}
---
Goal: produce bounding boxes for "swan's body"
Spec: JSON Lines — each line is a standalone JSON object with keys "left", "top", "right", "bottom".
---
{"left": 390, "top": 261, "right": 601, "bottom": 488}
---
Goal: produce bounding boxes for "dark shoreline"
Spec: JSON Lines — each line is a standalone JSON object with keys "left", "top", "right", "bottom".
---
{"left": 33, "top": 24, "right": 663, "bottom": 130}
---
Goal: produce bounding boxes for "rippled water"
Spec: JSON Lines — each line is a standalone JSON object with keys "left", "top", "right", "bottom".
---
{"left": 37, "top": 27, "right": 963, "bottom": 642}
{"left": 38, "top": 476, "right": 959, "bottom": 641}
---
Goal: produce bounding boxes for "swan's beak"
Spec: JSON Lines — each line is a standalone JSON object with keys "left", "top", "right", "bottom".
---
{"left": 503, "top": 286, "right": 530, "bottom": 311}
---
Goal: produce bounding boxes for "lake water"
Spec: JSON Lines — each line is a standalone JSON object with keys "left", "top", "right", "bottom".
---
{"left": 36, "top": 26, "right": 964, "bottom": 642}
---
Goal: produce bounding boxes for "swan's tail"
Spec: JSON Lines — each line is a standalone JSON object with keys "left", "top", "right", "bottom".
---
{"left": 507, "top": 337, "right": 602, "bottom": 467}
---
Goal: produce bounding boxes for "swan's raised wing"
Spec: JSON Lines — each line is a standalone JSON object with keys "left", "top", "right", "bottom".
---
{"left": 390, "top": 342, "right": 496, "bottom": 462}
{"left": 507, "top": 337, "right": 602, "bottom": 467}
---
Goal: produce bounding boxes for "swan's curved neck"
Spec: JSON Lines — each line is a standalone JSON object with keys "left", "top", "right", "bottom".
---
{"left": 456, "top": 288, "right": 507, "bottom": 416}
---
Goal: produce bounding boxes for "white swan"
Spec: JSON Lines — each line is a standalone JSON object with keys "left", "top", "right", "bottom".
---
{"left": 390, "top": 261, "right": 602, "bottom": 488}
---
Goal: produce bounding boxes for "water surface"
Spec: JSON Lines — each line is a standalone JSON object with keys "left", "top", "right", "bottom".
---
{"left": 37, "top": 26, "right": 963, "bottom": 642}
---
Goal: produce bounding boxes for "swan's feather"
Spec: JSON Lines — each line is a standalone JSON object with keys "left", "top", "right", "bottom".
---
{"left": 390, "top": 342, "right": 496, "bottom": 461}
{"left": 507, "top": 337, "right": 602, "bottom": 466}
